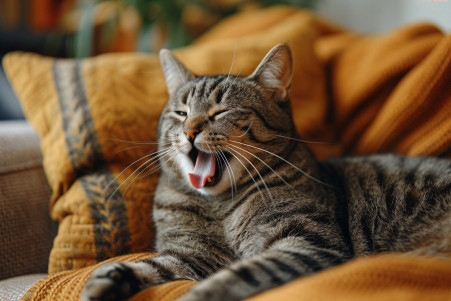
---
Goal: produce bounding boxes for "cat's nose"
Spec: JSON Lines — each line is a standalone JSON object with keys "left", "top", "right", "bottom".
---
{"left": 184, "top": 129, "right": 199, "bottom": 142}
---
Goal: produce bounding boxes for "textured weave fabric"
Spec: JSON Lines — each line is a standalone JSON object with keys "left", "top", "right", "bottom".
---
{"left": 0, "top": 274, "right": 47, "bottom": 301}
{"left": 2, "top": 5, "right": 451, "bottom": 301}
{"left": 18, "top": 253, "right": 198, "bottom": 301}
{"left": 246, "top": 255, "right": 451, "bottom": 301}
{"left": 3, "top": 56, "right": 160, "bottom": 273}
{"left": 0, "top": 121, "right": 56, "bottom": 280}
{"left": 16, "top": 255, "right": 451, "bottom": 301}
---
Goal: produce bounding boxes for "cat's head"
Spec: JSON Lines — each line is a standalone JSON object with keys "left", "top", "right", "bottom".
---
{"left": 158, "top": 43, "right": 296, "bottom": 196}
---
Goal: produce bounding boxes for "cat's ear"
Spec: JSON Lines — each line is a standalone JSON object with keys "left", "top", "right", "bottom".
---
{"left": 160, "top": 49, "right": 194, "bottom": 96}
{"left": 248, "top": 43, "right": 293, "bottom": 102}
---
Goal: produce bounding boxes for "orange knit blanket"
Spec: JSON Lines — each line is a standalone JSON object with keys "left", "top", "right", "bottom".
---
{"left": 22, "top": 253, "right": 451, "bottom": 300}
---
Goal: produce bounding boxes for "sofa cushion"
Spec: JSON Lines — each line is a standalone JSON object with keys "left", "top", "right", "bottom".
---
{"left": 0, "top": 274, "right": 47, "bottom": 301}
{"left": 0, "top": 121, "right": 56, "bottom": 280}
{"left": 3, "top": 53, "right": 161, "bottom": 274}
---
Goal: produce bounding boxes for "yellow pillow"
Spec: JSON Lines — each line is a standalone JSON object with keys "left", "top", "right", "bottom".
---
{"left": 4, "top": 52, "right": 165, "bottom": 273}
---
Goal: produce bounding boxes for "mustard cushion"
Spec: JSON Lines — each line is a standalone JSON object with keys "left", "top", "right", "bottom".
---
{"left": 3, "top": 52, "right": 164, "bottom": 273}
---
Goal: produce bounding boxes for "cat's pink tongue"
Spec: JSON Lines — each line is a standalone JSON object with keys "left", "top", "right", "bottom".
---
{"left": 188, "top": 151, "right": 216, "bottom": 189}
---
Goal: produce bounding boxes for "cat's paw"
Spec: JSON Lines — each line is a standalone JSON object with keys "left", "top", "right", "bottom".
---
{"left": 81, "top": 262, "right": 142, "bottom": 301}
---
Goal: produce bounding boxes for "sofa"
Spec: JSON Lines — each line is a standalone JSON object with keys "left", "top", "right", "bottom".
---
{"left": 0, "top": 120, "right": 57, "bottom": 300}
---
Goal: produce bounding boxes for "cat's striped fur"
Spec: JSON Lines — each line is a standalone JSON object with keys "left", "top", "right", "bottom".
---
{"left": 82, "top": 43, "right": 451, "bottom": 301}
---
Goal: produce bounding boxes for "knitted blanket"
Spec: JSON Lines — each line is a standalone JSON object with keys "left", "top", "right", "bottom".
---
{"left": 23, "top": 254, "right": 451, "bottom": 300}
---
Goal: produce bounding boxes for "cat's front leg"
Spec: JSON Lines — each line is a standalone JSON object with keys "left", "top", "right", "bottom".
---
{"left": 81, "top": 261, "right": 161, "bottom": 301}
{"left": 177, "top": 255, "right": 289, "bottom": 301}
{"left": 82, "top": 249, "right": 228, "bottom": 301}
{"left": 177, "top": 237, "right": 349, "bottom": 301}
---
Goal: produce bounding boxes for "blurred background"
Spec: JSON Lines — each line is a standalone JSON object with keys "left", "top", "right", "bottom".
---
{"left": 1, "top": 0, "right": 450, "bottom": 120}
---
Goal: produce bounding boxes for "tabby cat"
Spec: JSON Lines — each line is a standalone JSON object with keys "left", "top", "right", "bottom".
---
{"left": 82, "top": 43, "right": 451, "bottom": 301}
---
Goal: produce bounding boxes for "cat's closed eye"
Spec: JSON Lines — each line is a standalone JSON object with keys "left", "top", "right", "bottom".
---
{"left": 209, "top": 110, "right": 229, "bottom": 121}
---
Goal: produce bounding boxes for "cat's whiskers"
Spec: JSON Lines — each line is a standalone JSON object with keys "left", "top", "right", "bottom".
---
{"left": 209, "top": 143, "right": 238, "bottom": 199}
{"left": 229, "top": 120, "right": 254, "bottom": 138}
{"left": 217, "top": 149, "right": 237, "bottom": 201}
{"left": 223, "top": 150, "right": 238, "bottom": 198}
{"left": 107, "top": 137, "right": 175, "bottom": 145}
{"left": 206, "top": 145, "right": 230, "bottom": 197}
{"left": 227, "top": 42, "right": 237, "bottom": 82}
{"left": 167, "top": 152, "right": 181, "bottom": 185}
{"left": 138, "top": 148, "right": 178, "bottom": 179}
{"left": 224, "top": 146, "right": 268, "bottom": 202}
{"left": 272, "top": 134, "right": 332, "bottom": 145}
{"left": 115, "top": 144, "right": 155, "bottom": 154}
{"left": 230, "top": 147, "right": 274, "bottom": 202}
{"left": 108, "top": 137, "right": 176, "bottom": 154}
{"left": 105, "top": 146, "right": 174, "bottom": 195}
{"left": 126, "top": 149, "right": 178, "bottom": 190}
{"left": 206, "top": 144, "right": 220, "bottom": 188}
{"left": 123, "top": 148, "right": 178, "bottom": 197}
{"left": 227, "top": 143, "right": 294, "bottom": 190}
{"left": 229, "top": 140, "right": 336, "bottom": 189}
{"left": 107, "top": 147, "right": 176, "bottom": 200}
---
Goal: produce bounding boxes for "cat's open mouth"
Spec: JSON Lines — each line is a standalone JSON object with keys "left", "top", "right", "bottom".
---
{"left": 187, "top": 147, "right": 231, "bottom": 189}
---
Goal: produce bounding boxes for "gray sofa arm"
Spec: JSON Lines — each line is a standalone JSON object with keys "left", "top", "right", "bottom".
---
{"left": 0, "top": 121, "right": 57, "bottom": 280}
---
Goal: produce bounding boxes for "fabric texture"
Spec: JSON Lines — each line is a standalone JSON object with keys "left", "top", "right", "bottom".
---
{"left": 19, "top": 253, "right": 197, "bottom": 301}
{"left": 0, "top": 274, "right": 48, "bottom": 301}
{"left": 3, "top": 54, "right": 161, "bottom": 274}
{"left": 246, "top": 255, "right": 451, "bottom": 301}
{"left": 2, "top": 5, "right": 451, "bottom": 301}
{"left": 15, "top": 254, "right": 451, "bottom": 301}
{"left": 0, "top": 121, "right": 56, "bottom": 280}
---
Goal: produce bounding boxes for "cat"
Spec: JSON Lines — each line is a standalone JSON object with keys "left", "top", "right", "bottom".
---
{"left": 82, "top": 43, "right": 451, "bottom": 301}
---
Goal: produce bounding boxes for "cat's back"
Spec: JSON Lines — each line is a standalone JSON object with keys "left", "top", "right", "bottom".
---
{"left": 319, "top": 154, "right": 451, "bottom": 256}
